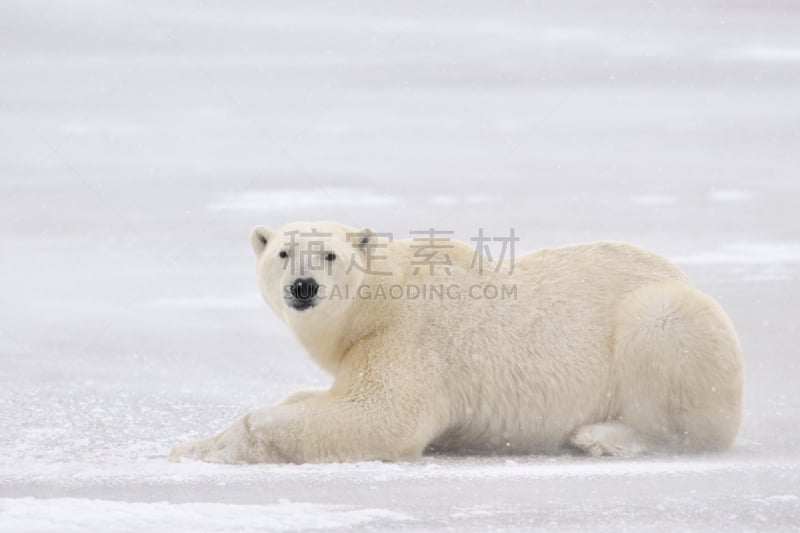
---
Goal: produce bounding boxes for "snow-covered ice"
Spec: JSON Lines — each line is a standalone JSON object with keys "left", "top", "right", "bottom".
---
{"left": 1, "top": 0, "right": 800, "bottom": 531}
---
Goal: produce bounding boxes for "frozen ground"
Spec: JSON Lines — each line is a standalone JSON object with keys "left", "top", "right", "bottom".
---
{"left": 1, "top": 0, "right": 800, "bottom": 530}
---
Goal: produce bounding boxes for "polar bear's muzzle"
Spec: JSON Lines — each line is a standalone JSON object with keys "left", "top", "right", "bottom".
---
{"left": 287, "top": 277, "right": 319, "bottom": 311}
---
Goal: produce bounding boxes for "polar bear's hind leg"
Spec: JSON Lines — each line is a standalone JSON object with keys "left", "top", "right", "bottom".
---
{"left": 570, "top": 421, "right": 647, "bottom": 456}
{"left": 612, "top": 281, "right": 744, "bottom": 453}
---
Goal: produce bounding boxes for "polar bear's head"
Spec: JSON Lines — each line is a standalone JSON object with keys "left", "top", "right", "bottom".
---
{"left": 250, "top": 221, "right": 375, "bottom": 333}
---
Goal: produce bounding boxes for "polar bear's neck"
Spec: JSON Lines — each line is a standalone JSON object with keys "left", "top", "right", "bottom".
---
{"left": 294, "top": 324, "right": 347, "bottom": 375}
{"left": 289, "top": 288, "right": 390, "bottom": 376}
{"left": 297, "top": 275, "right": 403, "bottom": 376}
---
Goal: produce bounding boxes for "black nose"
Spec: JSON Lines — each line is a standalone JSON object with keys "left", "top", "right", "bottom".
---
{"left": 290, "top": 277, "right": 319, "bottom": 302}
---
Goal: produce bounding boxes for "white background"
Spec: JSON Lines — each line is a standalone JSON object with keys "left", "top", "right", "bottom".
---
{"left": 1, "top": 1, "right": 799, "bottom": 530}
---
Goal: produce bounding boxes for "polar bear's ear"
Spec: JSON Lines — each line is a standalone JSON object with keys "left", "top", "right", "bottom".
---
{"left": 348, "top": 228, "right": 376, "bottom": 251}
{"left": 250, "top": 225, "right": 273, "bottom": 256}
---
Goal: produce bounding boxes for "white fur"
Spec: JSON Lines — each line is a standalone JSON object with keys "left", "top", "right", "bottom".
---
{"left": 170, "top": 221, "right": 744, "bottom": 463}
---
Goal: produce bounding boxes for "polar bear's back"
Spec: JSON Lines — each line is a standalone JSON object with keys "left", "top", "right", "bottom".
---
{"left": 496, "top": 241, "right": 689, "bottom": 345}
{"left": 510, "top": 241, "right": 690, "bottom": 341}
{"left": 515, "top": 240, "right": 687, "bottom": 288}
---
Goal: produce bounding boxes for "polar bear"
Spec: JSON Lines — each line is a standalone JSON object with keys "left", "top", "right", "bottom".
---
{"left": 170, "top": 221, "right": 743, "bottom": 463}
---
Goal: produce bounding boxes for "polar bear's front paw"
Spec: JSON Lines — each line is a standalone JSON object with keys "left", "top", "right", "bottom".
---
{"left": 170, "top": 418, "right": 257, "bottom": 463}
{"left": 170, "top": 433, "right": 245, "bottom": 463}
{"left": 169, "top": 436, "right": 219, "bottom": 462}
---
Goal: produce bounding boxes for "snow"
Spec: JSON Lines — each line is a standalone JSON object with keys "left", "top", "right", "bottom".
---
{"left": 209, "top": 189, "right": 402, "bottom": 212}
{"left": 672, "top": 243, "right": 800, "bottom": 266}
{"left": 715, "top": 46, "right": 800, "bottom": 64}
{"left": 2, "top": 0, "right": 800, "bottom": 531}
{"left": 0, "top": 499, "right": 410, "bottom": 532}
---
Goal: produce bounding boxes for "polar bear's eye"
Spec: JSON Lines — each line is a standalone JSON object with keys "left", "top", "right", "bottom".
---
{"left": 279, "top": 250, "right": 288, "bottom": 259}
{"left": 325, "top": 252, "right": 336, "bottom": 262}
